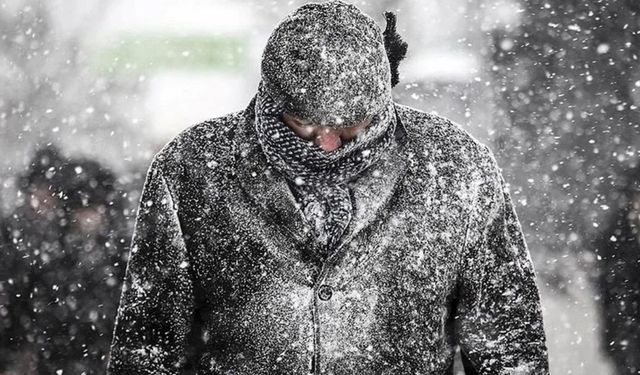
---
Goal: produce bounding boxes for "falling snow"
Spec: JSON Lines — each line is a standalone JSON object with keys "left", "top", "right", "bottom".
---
{"left": 1, "top": 0, "right": 639, "bottom": 374}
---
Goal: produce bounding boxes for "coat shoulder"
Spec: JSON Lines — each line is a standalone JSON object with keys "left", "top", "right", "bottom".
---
{"left": 151, "top": 110, "right": 245, "bottom": 180}
{"left": 394, "top": 103, "right": 505, "bottom": 223}
{"left": 395, "top": 103, "right": 497, "bottom": 176}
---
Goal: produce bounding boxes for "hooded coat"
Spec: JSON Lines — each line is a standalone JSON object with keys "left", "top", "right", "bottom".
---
{"left": 108, "top": 2, "right": 548, "bottom": 374}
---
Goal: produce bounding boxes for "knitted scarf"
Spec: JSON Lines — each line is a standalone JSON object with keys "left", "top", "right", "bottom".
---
{"left": 254, "top": 82, "right": 397, "bottom": 257}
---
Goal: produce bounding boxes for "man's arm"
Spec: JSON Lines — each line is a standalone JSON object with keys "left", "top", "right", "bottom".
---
{"left": 107, "top": 156, "right": 195, "bottom": 374}
{"left": 455, "top": 146, "right": 549, "bottom": 374}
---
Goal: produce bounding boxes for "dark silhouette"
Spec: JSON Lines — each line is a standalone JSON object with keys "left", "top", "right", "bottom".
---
{"left": 1, "top": 145, "right": 67, "bottom": 374}
{"left": 1, "top": 145, "right": 130, "bottom": 374}
{"left": 592, "top": 165, "right": 640, "bottom": 374}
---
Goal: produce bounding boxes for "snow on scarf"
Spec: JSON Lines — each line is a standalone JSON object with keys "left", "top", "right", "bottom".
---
{"left": 252, "top": 1, "right": 402, "bottom": 256}
{"left": 254, "top": 81, "right": 396, "bottom": 256}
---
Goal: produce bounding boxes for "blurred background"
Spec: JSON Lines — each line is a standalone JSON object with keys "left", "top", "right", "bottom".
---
{"left": 0, "top": 0, "right": 639, "bottom": 374}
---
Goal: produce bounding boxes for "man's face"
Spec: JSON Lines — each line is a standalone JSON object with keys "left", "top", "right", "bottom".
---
{"left": 282, "top": 113, "right": 372, "bottom": 152}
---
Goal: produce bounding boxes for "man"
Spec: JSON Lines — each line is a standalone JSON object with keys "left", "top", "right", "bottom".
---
{"left": 108, "top": 1, "right": 549, "bottom": 374}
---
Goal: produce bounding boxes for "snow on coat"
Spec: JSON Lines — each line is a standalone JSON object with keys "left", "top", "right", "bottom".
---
{"left": 107, "top": 97, "right": 549, "bottom": 374}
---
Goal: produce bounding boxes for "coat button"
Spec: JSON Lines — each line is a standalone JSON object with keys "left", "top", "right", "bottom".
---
{"left": 317, "top": 284, "right": 333, "bottom": 301}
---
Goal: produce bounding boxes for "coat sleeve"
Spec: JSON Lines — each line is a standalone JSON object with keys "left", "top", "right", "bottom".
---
{"left": 107, "top": 157, "right": 195, "bottom": 374}
{"left": 454, "top": 146, "right": 549, "bottom": 374}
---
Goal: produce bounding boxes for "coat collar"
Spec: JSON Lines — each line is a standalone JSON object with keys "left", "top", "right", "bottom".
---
{"left": 231, "top": 95, "right": 410, "bottom": 264}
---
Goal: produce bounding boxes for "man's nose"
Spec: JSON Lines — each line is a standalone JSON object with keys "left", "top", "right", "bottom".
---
{"left": 315, "top": 127, "right": 342, "bottom": 152}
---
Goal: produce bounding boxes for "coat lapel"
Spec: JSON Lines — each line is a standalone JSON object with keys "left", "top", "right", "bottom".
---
{"left": 232, "top": 97, "right": 409, "bottom": 265}
{"left": 329, "top": 133, "right": 408, "bottom": 258}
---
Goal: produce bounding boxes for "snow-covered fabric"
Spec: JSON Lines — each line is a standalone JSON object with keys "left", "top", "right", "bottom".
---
{"left": 107, "top": 97, "right": 549, "bottom": 374}
{"left": 253, "top": 81, "right": 397, "bottom": 255}
{"left": 260, "top": 1, "right": 392, "bottom": 127}
{"left": 254, "top": 0, "right": 399, "bottom": 256}
{"left": 108, "top": 1, "right": 548, "bottom": 373}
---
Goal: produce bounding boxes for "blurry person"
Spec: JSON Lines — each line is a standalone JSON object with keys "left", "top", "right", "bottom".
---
{"left": 108, "top": 2, "right": 549, "bottom": 374}
{"left": 1, "top": 146, "right": 130, "bottom": 375}
{"left": 57, "top": 157, "right": 129, "bottom": 375}
{"left": 593, "top": 165, "right": 640, "bottom": 374}
{"left": 26, "top": 157, "right": 128, "bottom": 375}
{"left": 1, "top": 145, "right": 67, "bottom": 375}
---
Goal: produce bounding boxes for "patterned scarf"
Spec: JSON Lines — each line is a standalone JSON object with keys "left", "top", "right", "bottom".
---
{"left": 254, "top": 82, "right": 397, "bottom": 257}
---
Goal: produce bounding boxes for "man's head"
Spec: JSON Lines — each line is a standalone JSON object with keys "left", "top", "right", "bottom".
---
{"left": 260, "top": 1, "right": 393, "bottom": 132}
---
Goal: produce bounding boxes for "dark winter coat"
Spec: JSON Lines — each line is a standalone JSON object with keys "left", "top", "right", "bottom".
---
{"left": 593, "top": 199, "right": 640, "bottom": 374}
{"left": 107, "top": 97, "right": 549, "bottom": 374}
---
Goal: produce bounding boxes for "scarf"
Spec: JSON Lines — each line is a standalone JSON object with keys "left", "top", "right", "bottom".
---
{"left": 254, "top": 82, "right": 397, "bottom": 257}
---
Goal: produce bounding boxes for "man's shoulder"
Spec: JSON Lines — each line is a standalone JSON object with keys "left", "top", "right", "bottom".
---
{"left": 395, "top": 103, "right": 495, "bottom": 172}
{"left": 152, "top": 109, "right": 247, "bottom": 179}
{"left": 395, "top": 104, "right": 505, "bottom": 216}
